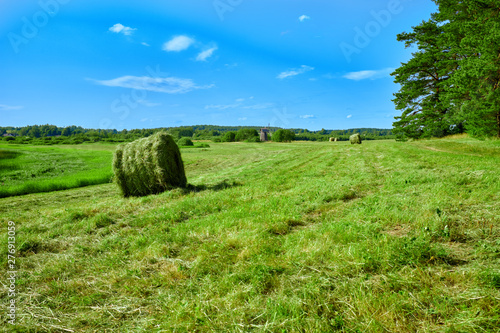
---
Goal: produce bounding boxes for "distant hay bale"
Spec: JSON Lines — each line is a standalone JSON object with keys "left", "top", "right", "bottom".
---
{"left": 113, "top": 132, "right": 187, "bottom": 197}
{"left": 350, "top": 133, "right": 362, "bottom": 144}
{"left": 329, "top": 137, "right": 335, "bottom": 142}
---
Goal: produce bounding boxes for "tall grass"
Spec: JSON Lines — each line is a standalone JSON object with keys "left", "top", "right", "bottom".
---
{"left": 0, "top": 144, "right": 113, "bottom": 198}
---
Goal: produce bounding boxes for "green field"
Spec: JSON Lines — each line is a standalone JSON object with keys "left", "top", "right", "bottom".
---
{"left": 0, "top": 144, "right": 114, "bottom": 198}
{"left": 1, "top": 139, "right": 499, "bottom": 332}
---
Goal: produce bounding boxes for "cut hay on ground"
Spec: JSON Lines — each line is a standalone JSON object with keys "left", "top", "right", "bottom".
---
{"left": 113, "top": 132, "right": 187, "bottom": 197}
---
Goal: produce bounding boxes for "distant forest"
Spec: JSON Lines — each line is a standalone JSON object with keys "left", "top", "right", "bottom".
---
{"left": 0, "top": 124, "right": 393, "bottom": 145}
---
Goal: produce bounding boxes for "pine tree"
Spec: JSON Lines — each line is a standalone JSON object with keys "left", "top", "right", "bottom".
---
{"left": 391, "top": 18, "right": 459, "bottom": 140}
{"left": 437, "top": 0, "right": 500, "bottom": 138}
{"left": 392, "top": 0, "right": 500, "bottom": 139}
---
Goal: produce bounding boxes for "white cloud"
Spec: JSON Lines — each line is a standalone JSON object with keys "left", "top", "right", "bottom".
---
{"left": 91, "top": 76, "right": 213, "bottom": 94}
{"left": 236, "top": 98, "right": 245, "bottom": 102}
{"left": 299, "top": 15, "right": 310, "bottom": 22}
{"left": 238, "top": 117, "right": 248, "bottom": 121}
{"left": 277, "top": 65, "right": 314, "bottom": 79}
{"left": 141, "top": 42, "right": 150, "bottom": 47}
{"left": 205, "top": 104, "right": 240, "bottom": 110}
{"left": 109, "top": 23, "right": 136, "bottom": 36}
{"left": 196, "top": 46, "right": 218, "bottom": 61}
{"left": 343, "top": 68, "right": 395, "bottom": 81}
{"left": 300, "top": 115, "right": 315, "bottom": 119}
{"left": 0, "top": 104, "right": 23, "bottom": 111}
{"left": 163, "top": 35, "right": 195, "bottom": 52}
{"left": 347, "top": 115, "right": 352, "bottom": 119}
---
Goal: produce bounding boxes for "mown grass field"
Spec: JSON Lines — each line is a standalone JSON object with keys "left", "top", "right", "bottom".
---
{"left": 1, "top": 138, "right": 499, "bottom": 332}
{"left": 0, "top": 144, "right": 114, "bottom": 198}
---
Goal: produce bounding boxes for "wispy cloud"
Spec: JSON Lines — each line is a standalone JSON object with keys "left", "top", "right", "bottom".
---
{"left": 137, "top": 100, "right": 161, "bottom": 107}
{"left": 163, "top": 35, "right": 195, "bottom": 52}
{"left": 0, "top": 104, "right": 23, "bottom": 111}
{"left": 238, "top": 117, "right": 247, "bottom": 121}
{"left": 343, "top": 68, "right": 394, "bottom": 81}
{"left": 91, "top": 76, "right": 213, "bottom": 94}
{"left": 347, "top": 115, "right": 352, "bottom": 119}
{"left": 300, "top": 114, "right": 315, "bottom": 119}
{"left": 205, "top": 104, "right": 240, "bottom": 110}
{"left": 242, "top": 103, "right": 275, "bottom": 110}
{"left": 299, "top": 15, "right": 310, "bottom": 22}
{"left": 277, "top": 65, "right": 314, "bottom": 79}
{"left": 205, "top": 98, "right": 268, "bottom": 111}
{"left": 141, "top": 42, "right": 150, "bottom": 47}
{"left": 196, "top": 46, "right": 218, "bottom": 61}
{"left": 109, "top": 23, "right": 136, "bottom": 36}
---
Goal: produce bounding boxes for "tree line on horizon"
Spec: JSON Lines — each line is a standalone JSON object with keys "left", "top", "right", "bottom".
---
{"left": 392, "top": 0, "right": 500, "bottom": 140}
{"left": 0, "top": 124, "right": 394, "bottom": 145}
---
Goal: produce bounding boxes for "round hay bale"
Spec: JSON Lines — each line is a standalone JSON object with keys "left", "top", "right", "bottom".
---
{"left": 349, "top": 133, "right": 362, "bottom": 144}
{"left": 329, "top": 137, "right": 335, "bottom": 142}
{"left": 113, "top": 132, "right": 187, "bottom": 197}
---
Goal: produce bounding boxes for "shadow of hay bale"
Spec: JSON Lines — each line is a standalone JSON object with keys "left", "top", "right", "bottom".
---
{"left": 182, "top": 180, "right": 243, "bottom": 194}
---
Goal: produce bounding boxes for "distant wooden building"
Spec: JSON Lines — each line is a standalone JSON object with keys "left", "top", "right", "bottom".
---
{"left": 260, "top": 128, "right": 270, "bottom": 142}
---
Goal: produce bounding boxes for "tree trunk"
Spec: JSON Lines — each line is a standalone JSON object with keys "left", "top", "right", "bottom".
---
{"left": 497, "top": 110, "right": 500, "bottom": 138}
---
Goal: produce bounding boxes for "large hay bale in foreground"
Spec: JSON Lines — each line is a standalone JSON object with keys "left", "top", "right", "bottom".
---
{"left": 349, "top": 133, "right": 362, "bottom": 144}
{"left": 113, "top": 132, "right": 187, "bottom": 197}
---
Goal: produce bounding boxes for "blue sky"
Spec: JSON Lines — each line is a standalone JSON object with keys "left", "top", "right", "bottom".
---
{"left": 0, "top": 0, "right": 437, "bottom": 131}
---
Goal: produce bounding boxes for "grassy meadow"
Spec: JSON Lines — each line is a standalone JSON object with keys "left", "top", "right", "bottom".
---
{"left": 0, "top": 144, "right": 114, "bottom": 198}
{"left": 0, "top": 138, "right": 499, "bottom": 332}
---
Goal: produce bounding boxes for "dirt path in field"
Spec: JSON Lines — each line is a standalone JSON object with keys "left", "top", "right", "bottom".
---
{"left": 419, "top": 145, "right": 483, "bottom": 157}
{"left": 420, "top": 146, "right": 448, "bottom": 153}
